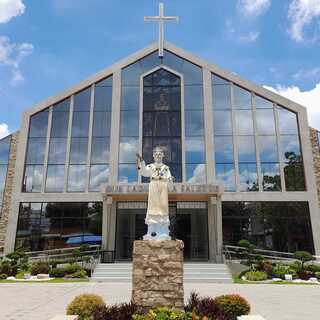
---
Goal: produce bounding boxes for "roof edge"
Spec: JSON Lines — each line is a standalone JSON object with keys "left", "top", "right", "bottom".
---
{"left": 24, "top": 40, "right": 307, "bottom": 117}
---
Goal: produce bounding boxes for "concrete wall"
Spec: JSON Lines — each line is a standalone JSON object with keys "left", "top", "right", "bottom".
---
{"left": 0, "top": 132, "right": 19, "bottom": 253}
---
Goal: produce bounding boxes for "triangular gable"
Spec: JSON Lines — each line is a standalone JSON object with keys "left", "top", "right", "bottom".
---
{"left": 25, "top": 41, "right": 306, "bottom": 117}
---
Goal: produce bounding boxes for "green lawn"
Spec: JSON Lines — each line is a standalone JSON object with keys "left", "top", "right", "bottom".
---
{"left": 0, "top": 278, "right": 89, "bottom": 284}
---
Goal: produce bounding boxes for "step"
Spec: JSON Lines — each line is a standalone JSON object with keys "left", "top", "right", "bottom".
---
{"left": 91, "top": 262, "right": 233, "bottom": 283}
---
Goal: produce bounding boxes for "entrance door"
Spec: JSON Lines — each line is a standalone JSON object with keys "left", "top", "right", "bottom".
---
{"left": 115, "top": 202, "right": 209, "bottom": 261}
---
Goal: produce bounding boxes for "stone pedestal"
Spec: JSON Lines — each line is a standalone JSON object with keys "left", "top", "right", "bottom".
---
{"left": 132, "top": 240, "right": 184, "bottom": 311}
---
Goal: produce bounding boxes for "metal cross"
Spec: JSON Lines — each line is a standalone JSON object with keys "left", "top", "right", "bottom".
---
{"left": 144, "top": 3, "right": 179, "bottom": 57}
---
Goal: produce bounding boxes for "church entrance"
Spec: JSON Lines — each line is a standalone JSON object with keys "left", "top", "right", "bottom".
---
{"left": 115, "top": 201, "right": 209, "bottom": 261}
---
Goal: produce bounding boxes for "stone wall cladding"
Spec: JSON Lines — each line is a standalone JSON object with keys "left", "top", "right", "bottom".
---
{"left": 132, "top": 240, "right": 184, "bottom": 311}
{"left": 310, "top": 128, "right": 320, "bottom": 207}
{"left": 0, "top": 132, "right": 19, "bottom": 253}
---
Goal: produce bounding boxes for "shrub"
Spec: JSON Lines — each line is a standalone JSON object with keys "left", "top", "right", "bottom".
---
{"left": 66, "top": 270, "right": 87, "bottom": 279}
{"left": 133, "top": 307, "right": 192, "bottom": 320}
{"left": 30, "top": 262, "right": 50, "bottom": 275}
{"left": 257, "top": 260, "right": 273, "bottom": 277}
{"left": 315, "top": 272, "right": 320, "bottom": 280}
{"left": 272, "top": 264, "right": 297, "bottom": 280}
{"left": 306, "top": 264, "right": 320, "bottom": 273}
{"left": 184, "top": 292, "right": 224, "bottom": 319}
{"left": 0, "top": 273, "right": 7, "bottom": 280}
{"left": 49, "top": 268, "right": 66, "bottom": 278}
{"left": 66, "top": 294, "right": 105, "bottom": 320}
{"left": 93, "top": 302, "right": 140, "bottom": 320}
{"left": 237, "top": 240, "right": 252, "bottom": 249}
{"left": 0, "top": 260, "right": 17, "bottom": 276}
{"left": 298, "top": 270, "right": 314, "bottom": 280}
{"left": 244, "top": 271, "right": 268, "bottom": 281}
{"left": 294, "top": 251, "right": 314, "bottom": 270}
{"left": 64, "top": 263, "right": 83, "bottom": 275}
{"left": 214, "top": 294, "right": 250, "bottom": 320}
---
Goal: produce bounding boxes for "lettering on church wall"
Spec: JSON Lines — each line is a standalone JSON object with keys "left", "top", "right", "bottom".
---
{"left": 103, "top": 183, "right": 221, "bottom": 195}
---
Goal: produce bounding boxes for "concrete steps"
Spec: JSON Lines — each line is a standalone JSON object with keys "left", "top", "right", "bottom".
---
{"left": 91, "top": 262, "right": 233, "bottom": 283}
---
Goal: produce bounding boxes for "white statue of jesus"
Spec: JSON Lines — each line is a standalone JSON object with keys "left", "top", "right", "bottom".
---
{"left": 136, "top": 147, "right": 173, "bottom": 240}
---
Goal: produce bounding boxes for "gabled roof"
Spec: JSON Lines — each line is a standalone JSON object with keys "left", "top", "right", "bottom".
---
{"left": 25, "top": 41, "right": 307, "bottom": 117}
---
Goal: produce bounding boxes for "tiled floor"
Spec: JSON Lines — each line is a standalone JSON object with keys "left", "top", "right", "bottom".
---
{"left": 0, "top": 282, "right": 319, "bottom": 320}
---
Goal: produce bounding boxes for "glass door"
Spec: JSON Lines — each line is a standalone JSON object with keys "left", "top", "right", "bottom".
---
{"left": 115, "top": 202, "right": 208, "bottom": 261}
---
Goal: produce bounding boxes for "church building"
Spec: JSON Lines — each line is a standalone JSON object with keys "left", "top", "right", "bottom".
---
{"left": 0, "top": 6, "right": 320, "bottom": 260}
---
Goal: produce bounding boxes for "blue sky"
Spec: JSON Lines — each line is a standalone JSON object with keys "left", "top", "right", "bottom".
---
{"left": 1, "top": 0, "right": 320, "bottom": 135}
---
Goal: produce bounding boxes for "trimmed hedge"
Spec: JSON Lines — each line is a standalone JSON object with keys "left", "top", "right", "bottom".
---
{"left": 245, "top": 271, "right": 268, "bottom": 281}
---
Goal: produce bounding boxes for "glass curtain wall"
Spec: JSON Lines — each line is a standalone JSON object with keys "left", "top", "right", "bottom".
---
{"left": 90, "top": 77, "right": 113, "bottom": 191}
{"left": 0, "top": 135, "right": 11, "bottom": 214}
{"left": 256, "top": 96, "right": 281, "bottom": 191}
{"left": 212, "top": 75, "right": 236, "bottom": 191}
{"left": 222, "top": 201, "right": 314, "bottom": 253}
{"left": 234, "top": 85, "right": 258, "bottom": 191}
{"left": 68, "top": 88, "right": 91, "bottom": 192}
{"left": 23, "top": 110, "right": 49, "bottom": 192}
{"left": 23, "top": 76, "right": 113, "bottom": 193}
{"left": 46, "top": 99, "right": 70, "bottom": 192}
{"left": 15, "top": 202, "right": 102, "bottom": 251}
{"left": 212, "top": 73, "right": 305, "bottom": 192}
{"left": 277, "top": 107, "right": 306, "bottom": 190}
{"left": 119, "top": 50, "right": 205, "bottom": 183}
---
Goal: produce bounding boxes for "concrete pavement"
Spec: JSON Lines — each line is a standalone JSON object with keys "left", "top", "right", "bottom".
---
{"left": 0, "top": 282, "right": 319, "bottom": 320}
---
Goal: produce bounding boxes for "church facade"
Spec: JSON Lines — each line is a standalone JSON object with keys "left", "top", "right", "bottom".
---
{"left": 0, "top": 42, "right": 319, "bottom": 261}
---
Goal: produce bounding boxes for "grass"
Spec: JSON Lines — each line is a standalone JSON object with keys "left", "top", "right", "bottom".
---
{"left": 0, "top": 278, "right": 89, "bottom": 284}
{"left": 233, "top": 275, "right": 319, "bottom": 285}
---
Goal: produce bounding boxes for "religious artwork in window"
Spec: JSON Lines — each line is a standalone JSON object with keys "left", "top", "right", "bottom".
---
{"left": 142, "top": 68, "right": 182, "bottom": 182}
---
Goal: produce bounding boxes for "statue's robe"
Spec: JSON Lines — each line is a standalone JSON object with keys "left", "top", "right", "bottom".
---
{"left": 138, "top": 161, "right": 172, "bottom": 224}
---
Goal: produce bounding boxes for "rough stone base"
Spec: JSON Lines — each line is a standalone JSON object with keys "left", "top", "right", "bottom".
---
{"left": 132, "top": 240, "right": 184, "bottom": 311}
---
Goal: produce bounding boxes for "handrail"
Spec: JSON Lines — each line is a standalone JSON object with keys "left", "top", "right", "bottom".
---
{"left": 223, "top": 245, "right": 320, "bottom": 262}
{"left": 24, "top": 245, "right": 101, "bottom": 257}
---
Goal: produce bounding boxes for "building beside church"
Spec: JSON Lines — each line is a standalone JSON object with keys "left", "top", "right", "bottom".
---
{"left": 0, "top": 42, "right": 319, "bottom": 261}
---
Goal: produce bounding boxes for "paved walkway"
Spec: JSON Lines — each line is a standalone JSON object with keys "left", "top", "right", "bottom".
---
{"left": 0, "top": 282, "right": 319, "bottom": 320}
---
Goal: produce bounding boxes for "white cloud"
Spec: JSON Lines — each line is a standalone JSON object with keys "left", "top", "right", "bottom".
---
{"left": 239, "top": 31, "right": 260, "bottom": 42}
{"left": 264, "top": 83, "right": 320, "bottom": 129}
{"left": 293, "top": 67, "right": 320, "bottom": 80}
{"left": 238, "top": 0, "right": 271, "bottom": 17}
{"left": 0, "top": 0, "right": 25, "bottom": 24}
{"left": 0, "top": 123, "right": 10, "bottom": 138}
{"left": 0, "top": 36, "right": 33, "bottom": 85}
{"left": 288, "top": 0, "right": 320, "bottom": 42}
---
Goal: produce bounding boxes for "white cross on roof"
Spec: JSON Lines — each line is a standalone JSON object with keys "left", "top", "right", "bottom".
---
{"left": 144, "top": 3, "right": 179, "bottom": 57}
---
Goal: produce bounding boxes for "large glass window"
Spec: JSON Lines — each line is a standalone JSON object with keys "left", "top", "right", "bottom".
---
{"left": 233, "top": 86, "right": 251, "bottom": 109}
{"left": 68, "top": 88, "right": 91, "bottom": 191}
{"left": 277, "top": 107, "right": 305, "bottom": 191}
{"left": 15, "top": 202, "right": 102, "bottom": 251}
{"left": 45, "top": 165, "right": 65, "bottom": 192}
{"left": 24, "top": 109, "right": 49, "bottom": 192}
{"left": 212, "top": 75, "right": 235, "bottom": 191}
{"left": 222, "top": 202, "right": 314, "bottom": 253}
{"left": 142, "top": 69, "right": 183, "bottom": 182}
{"left": 89, "top": 76, "right": 112, "bottom": 191}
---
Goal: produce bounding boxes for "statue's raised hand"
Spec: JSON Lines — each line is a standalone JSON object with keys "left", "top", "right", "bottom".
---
{"left": 136, "top": 153, "right": 143, "bottom": 169}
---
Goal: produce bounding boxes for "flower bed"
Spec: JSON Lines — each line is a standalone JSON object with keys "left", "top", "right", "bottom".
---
{"left": 66, "top": 292, "right": 251, "bottom": 320}
{"left": 235, "top": 241, "right": 320, "bottom": 284}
